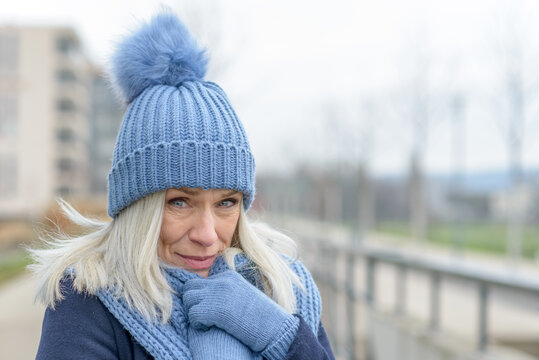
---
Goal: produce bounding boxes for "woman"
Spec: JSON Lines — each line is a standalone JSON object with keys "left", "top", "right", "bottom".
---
{"left": 31, "top": 11, "right": 334, "bottom": 360}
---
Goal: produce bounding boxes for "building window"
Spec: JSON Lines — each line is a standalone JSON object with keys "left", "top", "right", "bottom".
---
{"left": 56, "top": 186, "right": 71, "bottom": 197}
{"left": 57, "top": 158, "right": 74, "bottom": 172}
{"left": 0, "top": 31, "right": 19, "bottom": 75}
{"left": 0, "top": 94, "right": 17, "bottom": 137}
{"left": 56, "top": 35, "right": 77, "bottom": 55}
{"left": 57, "top": 69, "right": 77, "bottom": 83}
{"left": 0, "top": 155, "right": 17, "bottom": 198}
{"left": 57, "top": 98, "right": 76, "bottom": 113}
{"left": 57, "top": 127, "right": 75, "bottom": 143}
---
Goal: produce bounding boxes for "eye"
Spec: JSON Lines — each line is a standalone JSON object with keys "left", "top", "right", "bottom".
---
{"left": 169, "top": 198, "right": 188, "bottom": 208}
{"left": 218, "top": 198, "right": 238, "bottom": 208}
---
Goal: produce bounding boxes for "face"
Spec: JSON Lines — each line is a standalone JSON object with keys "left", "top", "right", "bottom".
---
{"left": 159, "top": 187, "right": 242, "bottom": 277}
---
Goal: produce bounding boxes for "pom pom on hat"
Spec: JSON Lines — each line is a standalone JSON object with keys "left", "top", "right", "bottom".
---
{"left": 109, "top": 12, "right": 209, "bottom": 104}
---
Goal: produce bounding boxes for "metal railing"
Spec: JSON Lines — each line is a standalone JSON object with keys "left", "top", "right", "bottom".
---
{"left": 302, "top": 237, "right": 539, "bottom": 360}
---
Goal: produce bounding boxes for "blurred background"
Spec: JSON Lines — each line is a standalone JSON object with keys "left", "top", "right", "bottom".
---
{"left": 2, "top": 0, "right": 539, "bottom": 359}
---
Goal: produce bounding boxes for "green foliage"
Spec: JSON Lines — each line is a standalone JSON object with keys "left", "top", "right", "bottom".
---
{"left": 0, "top": 251, "right": 32, "bottom": 286}
{"left": 375, "top": 222, "right": 539, "bottom": 259}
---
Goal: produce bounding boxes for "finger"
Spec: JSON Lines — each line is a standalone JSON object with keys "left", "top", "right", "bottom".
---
{"left": 182, "top": 288, "right": 205, "bottom": 309}
{"left": 189, "top": 321, "right": 210, "bottom": 331}
{"left": 188, "top": 305, "right": 213, "bottom": 330}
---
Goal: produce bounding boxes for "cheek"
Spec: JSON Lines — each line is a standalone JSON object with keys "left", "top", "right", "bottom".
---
{"left": 159, "top": 216, "right": 181, "bottom": 245}
{"left": 159, "top": 226, "right": 170, "bottom": 245}
{"left": 219, "top": 214, "right": 240, "bottom": 243}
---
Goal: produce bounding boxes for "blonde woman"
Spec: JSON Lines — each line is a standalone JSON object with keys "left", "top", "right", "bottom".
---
{"left": 32, "top": 12, "right": 334, "bottom": 360}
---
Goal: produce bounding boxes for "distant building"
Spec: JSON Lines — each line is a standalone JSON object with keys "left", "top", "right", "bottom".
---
{"left": 0, "top": 26, "right": 92, "bottom": 219}
{"left": 88, "top": 67, "right": 123, "bottom": 196}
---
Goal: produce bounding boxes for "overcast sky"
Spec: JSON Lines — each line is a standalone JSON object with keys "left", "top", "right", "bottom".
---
{"left": 3, "top": 0, "right": 539, "bottom": 176}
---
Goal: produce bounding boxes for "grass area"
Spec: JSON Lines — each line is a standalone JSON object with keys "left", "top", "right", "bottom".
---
{"left": 376, "top": 221, "right": 539, "bottom": 260}
{"left": 0, "top": 251, "right": 32, "bottom": 286}
{"left": 0, "top": 198, "right": 108, "bottom": 288}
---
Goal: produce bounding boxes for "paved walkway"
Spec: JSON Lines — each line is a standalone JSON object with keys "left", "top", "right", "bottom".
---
{"left": 0, "top": 272, "right": 45, "bottom": 360}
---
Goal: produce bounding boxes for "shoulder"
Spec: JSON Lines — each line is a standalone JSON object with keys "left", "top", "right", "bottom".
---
{"left": 51, "top": 277, "right": 114, "bottom": 320}
{"left": 41, "top": 277, "right": 116, "bottom": 335}
{"left": 36, "top": 277, "right": 144, "bottom": 360}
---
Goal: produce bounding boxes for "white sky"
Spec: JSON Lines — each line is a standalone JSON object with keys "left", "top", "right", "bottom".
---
{"left": 2, "top": 0, "right": 539, "bottom": 176}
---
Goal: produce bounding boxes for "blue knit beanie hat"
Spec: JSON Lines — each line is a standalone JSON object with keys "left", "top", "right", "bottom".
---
{"left": 107, "top": 12, "right": 255, "bottom": 218}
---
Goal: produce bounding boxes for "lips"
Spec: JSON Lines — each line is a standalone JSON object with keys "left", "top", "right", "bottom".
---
{"left": 176, "top": 254, "right": 217, "bottom": 270}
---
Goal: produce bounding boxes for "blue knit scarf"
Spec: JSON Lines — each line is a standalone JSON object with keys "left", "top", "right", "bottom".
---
{"left": 96, "top": 255, "right": 321, "bottom": 360}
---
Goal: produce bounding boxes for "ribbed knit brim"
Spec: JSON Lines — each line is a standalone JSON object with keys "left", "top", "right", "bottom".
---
{"left": 107, "top": 81, "right": 255, "bottom": 218}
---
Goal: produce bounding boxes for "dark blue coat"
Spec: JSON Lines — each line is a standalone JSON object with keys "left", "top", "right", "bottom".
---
{"left": 36, "top": 281, "right": 335, "bottom": 360}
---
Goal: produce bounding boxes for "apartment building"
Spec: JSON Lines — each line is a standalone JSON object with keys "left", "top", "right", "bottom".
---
{"left": 88, "top": 66, "right": 123, "bottom": 196}
{"left": 0, "top": 26, "right": 91, "bottom": 219}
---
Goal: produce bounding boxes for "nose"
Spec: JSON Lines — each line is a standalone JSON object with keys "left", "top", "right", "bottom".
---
{"left": 188, "top": 208, "right": 219, "bottom": 247}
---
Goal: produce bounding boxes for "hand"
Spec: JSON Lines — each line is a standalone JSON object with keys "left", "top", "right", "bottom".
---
{"left": 188, "top": 326, "right": 255, "bottom": 360}
{"left": 183, "top": 270, "right": 299, "bottom": 357}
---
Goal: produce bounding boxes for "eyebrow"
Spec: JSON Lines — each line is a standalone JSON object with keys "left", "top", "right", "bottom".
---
{"left": 177, "top": 188, "right": 199, "bottom": 195}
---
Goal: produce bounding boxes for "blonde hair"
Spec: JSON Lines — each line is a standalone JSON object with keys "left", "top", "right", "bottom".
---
{"left": 29, "top": 191, "right": 302, "bottom": 322}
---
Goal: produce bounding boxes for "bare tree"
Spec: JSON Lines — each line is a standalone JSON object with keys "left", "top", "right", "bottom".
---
{"left": 407, "top": 50, "right": 430, "bottom": 244}
{"left": 175, "top": 0, "right": 249, "bottom": 80}
{"left": 357, "top": 98, "right": 377, "bottom": 239}
{"left": 398, "top": 24, "right": 452, "bottom": 245}
{"left": 449, "top": 93, "right": 467, "bottom": 255}
{"left": 488, "top": 3, "right": 539, "bottom": 265}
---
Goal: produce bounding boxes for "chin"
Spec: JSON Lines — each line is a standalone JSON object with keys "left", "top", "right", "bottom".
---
{"left": 191, "top": 268, "right": 210, "bottom": 278}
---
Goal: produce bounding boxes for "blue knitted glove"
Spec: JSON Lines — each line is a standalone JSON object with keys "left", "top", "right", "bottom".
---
{"left": 188, "top": 326, "right": 260, "bottom": 360}
{"left": 183, "top": 270, "right": 300, "bottom": 359}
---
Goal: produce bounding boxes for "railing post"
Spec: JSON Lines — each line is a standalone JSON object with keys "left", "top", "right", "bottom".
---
{"left": 365, "top": 256, "right": 376, "bottom": 360}
{"left": 395, "top": 264, "right": 407, "bottom": 316}
{"left": 429, "top": 272, "right": 441, "bottom": 331}
{"left": 327, "top": 246, "right": 340, "bottom": 355}
{"left": 478, "top": 282, "right": 489, "bottom": 352}
{"left": 366, "top": 257, "right": 376, "bottom": 306}
{"left": 345, "top": 251, "right": 357, "bottom": 360}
